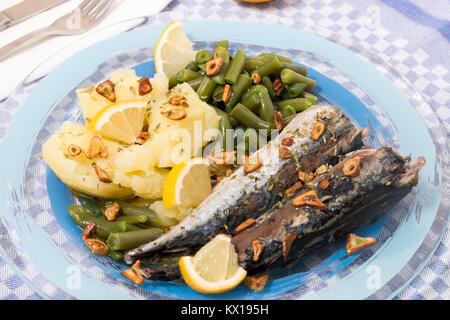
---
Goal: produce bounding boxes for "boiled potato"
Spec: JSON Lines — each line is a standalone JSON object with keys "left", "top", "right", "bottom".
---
{"left": 43, "top": 122, "right": 170, "bottom": 200}
{"left": 145, "top": 82, "right": 220, "bottom": 167}
{"left": 44, "top": 71, "right": 220, "bottom": 208}
{"left": 108, "top": 144, "right": 169, "bottom": 199}
{"left": 76, "top": 69, "right": 168, "bottom": 123}
{"left": 42, "top": 121, "right": 134, "bottom": 199}
{"left": 110, "top": 159, "right": 169, "bottom": 199}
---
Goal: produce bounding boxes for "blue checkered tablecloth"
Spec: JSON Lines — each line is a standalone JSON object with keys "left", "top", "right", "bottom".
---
{"left": 0, "top": 0, "right": 448, "bottom": 300}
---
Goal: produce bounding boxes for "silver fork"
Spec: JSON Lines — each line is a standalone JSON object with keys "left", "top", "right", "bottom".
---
{"left": 0, "top": 0, "right": 116, "bottom": 61}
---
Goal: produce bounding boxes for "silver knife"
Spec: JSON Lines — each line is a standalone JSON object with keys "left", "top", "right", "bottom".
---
{"left": 0, "top": 0, "right": 68, "bottom": 31}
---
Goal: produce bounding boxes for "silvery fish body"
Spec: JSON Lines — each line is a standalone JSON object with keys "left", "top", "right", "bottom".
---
{"left": 139, "top": 147, "right": 425, "bottom": 281}
{"left": 124, "top": 105, "right": 367, "bottom": 264}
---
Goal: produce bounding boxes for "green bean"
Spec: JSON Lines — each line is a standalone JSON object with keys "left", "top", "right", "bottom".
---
{"left": 195, "top": 50, "right": 213, "bottom": 64}
{"left": 233, "top": 125, "right": 246, "bottom": 154}
{"left": 213, "top": 106, "right": 233, "bottom": 134}
{"left": 167, "top": 74, "right": 178, "bottom": 89}
{"left": 215, "top": 40, "right": 229, "bottom": 49}
{"left": 245, "top": 54, "right": 274, "bottom": 69}
{"left": 187, "top": 77, "right": 203, "bottom": 91}
{"left": 246, "top": 84, "right": 262, "bottom": 95}
{"left": 213, "top": 106, "right": 233, "bottom": 145}
{"left": 255, "top": 85, "right": 275, "bottom": 123}
{"left": 241, "top": 91, "right": 261, "bottom": 112}
{"left": 245, "top": 56, "right": 266, "bottom": 62}
{"left": 302, "top": 91, "right": 318, "bottom": 101}
{"left": 260, "top": 76, "right": 275, "bottom": 100}
{"left": 281, "top": 62, "right": 307, "bottom": 76}
{"left": 116, "top": 215, "right": 148, "bottom": 225}
{"left": 68, "top": 206, "right": 127, "bottom": 239}
{"left": 278, "top": 98, "right": 316, "bottom": 112}
{"left": 108, "top": 250, "right": 124, "bottom": 261}
{"left": 252, "top": 56, "right": 283, "bottom": 78}
{"left": 106, "top": 228, "right": 163, "bottom": 251}
{"left": 253, "top": 85, "right": 268, "bottom": 97}
{"left": 230, "top": 103, "right": 274, "bottom": 130}
{"left": 225, "top": 73, "right": 252, "bottom": 112}
{"left": 281, "top": 82, "right": 307, "bottom": 99}
{"left": 259, "top": 53, "right": 292, "bottom": 64}
{"left": 197, "top": 63, "right": 207, "bottom": 72}
{"left": 277, "top": 55, "right": 293, "bottom": 64}
{"left": 244, "top": 58, "right": 264, "bottom": 73}
{"left": 212, "top": 85, "right": 225, "bottom": 102}
{"left": 124, "top": 224, "right": 144, "bottom": 231}
{"left": 117, "top": 201, "right": 160, "bottom": 227}
{"left": 215, "top": 47, "right": 230, "bottom": 63}
{"left": 197, "top": 76, "right": 217, "bottom": 101}
{"left": 232, "top": 125, "right": 245, "bottom": 151}
{"left": 244, "top": 127, "right": 258, "bottom": 142}
{"left": 280, "top": 105, "right": 296, "bottom": 118}
{"left": 244, "top": 53, "right": 292, "bottom": 73}
{"left": 229, "top": 115, "right": 239, "bottom": 128}
{"left": 244, "top": 127, "right": 261, "bottom": 153}
{"left": 74, "top": 196, "right": 107, "bottom": 218}
{"left": 176, "top": 69, "right": 202, "bottom": 83}
{"left": 211, "top": 47, "right": 231, "bottom": 84}
{"left": 241, "top": 69, "right": 251, "bottom": 77}
{"left": 224, "top": 49, "right": 246, "bottom": 84}
{"left": 255, "top": 53, "right": 275, "bottom": 62}
{"left": 280, "top": 68, "right": 316, "bottom": 91}
{"left": 212, "top": 61, "right": 229, "bottom": 85}
{"left": 185, "top": 61, "right": 199, "bottom": 72}
{"left": 251, "top": 85, "right": 267, "bottom": 96}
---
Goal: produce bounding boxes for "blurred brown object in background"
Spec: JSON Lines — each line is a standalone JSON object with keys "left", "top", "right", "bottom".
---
{"left": 241, "top": 0, "right": 272, "bottom": 3}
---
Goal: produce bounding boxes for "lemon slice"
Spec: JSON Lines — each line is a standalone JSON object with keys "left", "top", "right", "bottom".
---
{"left": 88, "top": 99, "right": 148, "bottom": 144}
{"left": 154, "top": 20, "right": 196, "bottom": 75}
{"left": 162, "top": 158, "right": 212, "bottom": 208}
{"left": 179, "top": 234, "right": 247, "bottom": 294}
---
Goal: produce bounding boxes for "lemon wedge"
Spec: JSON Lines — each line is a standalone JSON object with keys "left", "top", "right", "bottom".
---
{"left": 162, "top": 158, "right": 212, "bottom": 208}
{"left": 154, "top": 20, "right": 196, "bottom": 75}
{"left": 88, "top": 99, "right": 148, "bottom": 144}
{"left": 179, "top": 234, "right": 247, "bottom": 294}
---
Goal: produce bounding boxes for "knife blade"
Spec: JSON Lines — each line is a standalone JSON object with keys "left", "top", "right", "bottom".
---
{"left": 0, "top": 0, "right": 68, "bottom": 31}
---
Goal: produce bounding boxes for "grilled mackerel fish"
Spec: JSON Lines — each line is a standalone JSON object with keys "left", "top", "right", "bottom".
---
{"left": 232, "top": 146, "right": 425, "bottom": 272}
{"left": 124, "top": 104, "right": 368, "bottom": 264}
{"left": 140, "top": 146, "right": 425, "bottom": 281}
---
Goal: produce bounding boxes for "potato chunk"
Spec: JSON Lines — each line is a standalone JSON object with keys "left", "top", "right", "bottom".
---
{"left": 42, "top": 121, "right": 134, "bottom": 199}
{"left": 76, "top": 69, "right": 168, "bottom": 123}
{"left": 145, "top": 82, "right": 220, "bottom": 167}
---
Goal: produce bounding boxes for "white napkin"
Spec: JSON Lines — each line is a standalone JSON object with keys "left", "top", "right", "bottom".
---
{"left": 0, "top": 0, "right": 172, "bottom": 101}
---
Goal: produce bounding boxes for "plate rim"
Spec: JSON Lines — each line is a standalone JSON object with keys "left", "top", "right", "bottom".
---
{"left": 0, "top": 17, "right": 447, "bottom": 300}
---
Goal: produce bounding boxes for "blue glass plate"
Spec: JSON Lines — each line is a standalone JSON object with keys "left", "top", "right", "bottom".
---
{"left": 0, "top": 15, "right": 447, "bottom": 300}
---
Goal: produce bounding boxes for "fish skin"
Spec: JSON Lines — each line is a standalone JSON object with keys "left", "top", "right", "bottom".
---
{"left": 139, "top": 146, "right": 425, "bottom": 281}
{"left": 231, "top": 147, "right": 426, "bottom": 272}
{"left": 124, "top": 105, "right": 367, "bottom": 265}
{"left": 140, "top": 264, "right": 182, "bottom": 281}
